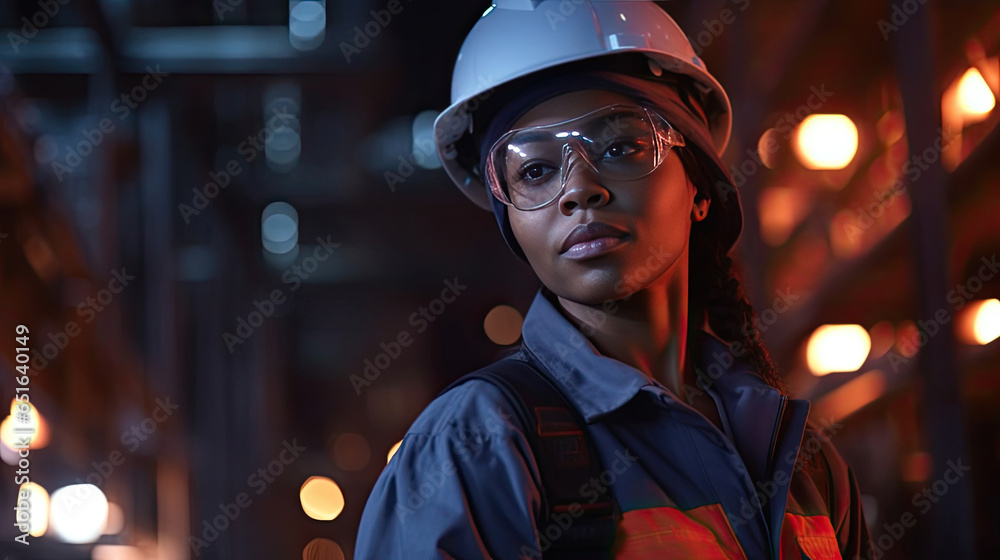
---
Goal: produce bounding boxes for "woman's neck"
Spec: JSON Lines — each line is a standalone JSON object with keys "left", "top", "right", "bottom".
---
{"left": 554, "top": 259, "right": 697, "bottom": 400}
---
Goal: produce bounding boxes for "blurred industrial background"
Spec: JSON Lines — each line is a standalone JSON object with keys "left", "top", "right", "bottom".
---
{"left": 0, "top": 0, "right": 998, "bottom": 558}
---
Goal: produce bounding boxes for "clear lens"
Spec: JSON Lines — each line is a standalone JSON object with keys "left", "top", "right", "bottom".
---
{"left": 487, "top": 105, "right": 685, "bottom": 211}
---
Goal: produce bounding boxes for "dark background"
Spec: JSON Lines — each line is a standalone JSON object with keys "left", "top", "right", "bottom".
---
{"left": 0, "top": 0, "right": 998, "bottom": 558}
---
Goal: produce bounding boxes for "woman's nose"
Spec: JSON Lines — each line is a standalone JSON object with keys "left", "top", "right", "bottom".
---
{"left": 558, "top": 145, "right": 610, "bottom": 214}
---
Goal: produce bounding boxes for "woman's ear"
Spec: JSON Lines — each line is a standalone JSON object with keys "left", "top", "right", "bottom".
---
{"left": 691, "top": 194, "right": 711, "bottom": 222}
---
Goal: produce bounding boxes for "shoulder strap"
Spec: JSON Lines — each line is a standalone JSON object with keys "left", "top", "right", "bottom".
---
{"left": 441, "top": 347, "right": 620, "bottom": 559}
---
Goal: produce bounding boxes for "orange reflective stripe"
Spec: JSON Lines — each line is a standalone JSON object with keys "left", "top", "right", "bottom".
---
{"left": 779, "top": 513, "right": 842, "bottom": 560}
{"left": 612, "top": 504, "right": 747, "bottom": 559}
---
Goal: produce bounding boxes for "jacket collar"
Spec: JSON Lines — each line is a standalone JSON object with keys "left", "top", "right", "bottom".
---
{"left": 520, "top": 286, "right": 805, "bottom": 468}
{"left": 520, "top": 286, "right": 655, "bottom": 423}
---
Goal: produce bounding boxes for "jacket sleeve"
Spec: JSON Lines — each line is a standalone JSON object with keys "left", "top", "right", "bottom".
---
{"left": 813, "top": 430, "right": 876, "bottom": 560}
{"left": 354, "top": 380, "right": 545, "bottom": 560}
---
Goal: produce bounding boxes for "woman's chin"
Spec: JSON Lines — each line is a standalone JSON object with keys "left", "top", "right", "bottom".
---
{"left": 544, "top": 275, "right": 638, "bottom": 307}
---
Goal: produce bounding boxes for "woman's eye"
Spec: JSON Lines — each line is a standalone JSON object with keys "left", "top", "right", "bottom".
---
{"left": 519, "top": 163, "right": 555, "bottom": 182}
{"left": 604, "top": 141, "right": 640, "bottom": 159}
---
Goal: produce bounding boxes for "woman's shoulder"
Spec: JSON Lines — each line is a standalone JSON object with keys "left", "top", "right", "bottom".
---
{"left": 405, "top": 366, "right": 532, "bottom": 444}
{"left": 358, "top": 363, "right": 546, "bottom": 560}
{"left": 387, "top": 365, "right": 541, "bottom": 484}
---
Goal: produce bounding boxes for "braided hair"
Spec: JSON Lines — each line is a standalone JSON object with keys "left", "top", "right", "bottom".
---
{"left": 678, "top": 145, "right": 790, "bottom": 396}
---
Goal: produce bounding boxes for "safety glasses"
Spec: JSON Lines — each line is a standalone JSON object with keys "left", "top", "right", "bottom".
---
{"left": 485, "top": 104, "right": 686, "bottom": 211}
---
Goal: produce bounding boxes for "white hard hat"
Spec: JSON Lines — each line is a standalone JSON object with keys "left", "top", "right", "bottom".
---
{"left": 433, "top": 0, "right": 733, "bottom": 211}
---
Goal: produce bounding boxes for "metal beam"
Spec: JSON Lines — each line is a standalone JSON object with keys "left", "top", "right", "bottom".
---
{"left": 0, "top": 26, "right": 361, "bottom": 74}
{"left": 889, "top": 1, "right": 976, "bottom": 557}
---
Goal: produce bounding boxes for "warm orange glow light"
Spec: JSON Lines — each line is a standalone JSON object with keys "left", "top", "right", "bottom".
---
{"left": 812, "top": 370, "right": 886, "bottom": 422}
{"left": 17, "top": 482, "right": 49, "bottom": 537}
{"left": 958, "top": 298, "right": 1000, "bottom": 345}
{"left": 103, "top": 502, "right": 125, "bottom": 535}
{"left": 867, "top": 321, "right": 895, "bottom": 359}
{"left": 902, "top": 451, "right": 933, "bottom": 483}
{"left": 894, "top": 321, "right": 919, "bottom": 358}
{"left": 794, "top": 114, "right": 859, "bottom": 170}
{"left": 91, "top": 545, "right": 145, "bottom": 560}
{"left": 299, "top": 476, "right": 345, "bottom": 521}
{"left": 1, "top": 400, "right": 49, "bottom": 450}
{"left": 483, "top": 305, "right": 524, "bottom": 346}
{"left": 957, "top": 68, "right": 996, "bottom": 118}
{"left": 806, "top": 324, "right": 871, "bottom": 375}
{"left": 758, "top": 187, "right": 810, "bottom": 246}
{"left": 302, "top": 537, "right": 346, "bottom": 560}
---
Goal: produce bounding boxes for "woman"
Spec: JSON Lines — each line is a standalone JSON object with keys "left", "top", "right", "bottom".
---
{"left": 356, "top": 2, "right": 874, "bottom": 558}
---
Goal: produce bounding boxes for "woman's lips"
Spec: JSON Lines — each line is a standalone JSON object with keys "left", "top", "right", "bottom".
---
{"left": 560, "top": 221, "right": 631, "bottom": 260}
{"left": 562, "top": 234, "right": 630, "bottom": 260}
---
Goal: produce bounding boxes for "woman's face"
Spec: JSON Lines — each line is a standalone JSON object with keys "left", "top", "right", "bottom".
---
{"left": 505, "top": 89, "right": 710, "bottom": 305}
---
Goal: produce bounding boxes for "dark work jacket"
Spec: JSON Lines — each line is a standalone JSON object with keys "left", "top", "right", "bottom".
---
{"left": 355, "top": 285, "right": 875, "bottom": 559}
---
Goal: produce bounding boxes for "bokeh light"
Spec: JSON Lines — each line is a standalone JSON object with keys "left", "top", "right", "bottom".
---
{"left": 289, "top": 1, "right": 327, "bottom": 52}
{"left": 1, "top": 400, "right": 49, "bottom": 451}
{"left": 483, "top": 305, "right": 523, "bottom": 345}
{"left": 50, "top": 484, "right": 108, "bottom": 543}
{"left": 17, "top": 482, "right": 49, "bottom": 537}
{"left": 958, "top": 298, "right": 1000, "bottom": 345}
{"left": 103, "top": 502, "right": 125, "bottom": 535}
{"left": 806, "top": 324, "right": 871, "bottom": 375}
{"left": 867, "top": 320, "right": 895, "bottom": 360}
{"left": 303, "top": 537, "right": 346, "bottom": 560}
{"left": 812, "top": 370, "right": 886, "bottom": 421}
{"left": 332, "top": 432, "right": 371, "bottom": 471}
{"left": 262, "top": 201, "right": 299, "bottom": 254}
{"left": 91, "top": 545, "right": 145, "bottom": 560}
{"left": 299, "top": 476, "right": 345, "bottom": 521}
{"left": 758, "top": 186, "right": 810, "bottom": 246}
{"left": 794, "top": 114, "right": 859, "bottom": 170}
{"left": 956, "top": 67, "right": 996, "bottom": 118}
